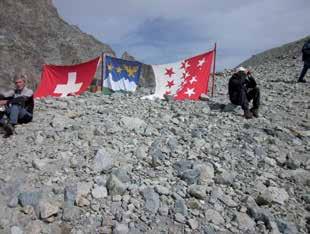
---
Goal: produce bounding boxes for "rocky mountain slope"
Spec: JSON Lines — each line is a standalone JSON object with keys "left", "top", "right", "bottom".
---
{"left": 0, "top": 37, "right": 309, "bottom": 233}
{"left": 239, "top": 36, "right": 310, "bottom": 69}
{"left": 0, "top": 0, "right": 115, "bottom": 90}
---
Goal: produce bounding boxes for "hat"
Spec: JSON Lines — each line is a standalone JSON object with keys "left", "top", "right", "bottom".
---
{"left": 236, "top": 67, "right": 247, "bottom": 72}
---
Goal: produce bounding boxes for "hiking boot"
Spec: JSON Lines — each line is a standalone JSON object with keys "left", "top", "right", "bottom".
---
{"left": 298, "top": 79, "right": 306, "bottom": 83}
{"left": 3, "top": 123, "right": 14, "bottom": 138}
{"left": 244, "top": 110, "right": 253, "bottom": 119}
{"left": 250, "top": 108, "right": 259, "bottom": 118}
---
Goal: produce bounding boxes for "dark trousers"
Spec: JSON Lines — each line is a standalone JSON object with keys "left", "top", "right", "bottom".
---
{"left": 0, "top": 105, "right": 32, "bottom": 125}
{"left": 231, "top": 87, "right": 260, "bottom": 111}
{"left": 299, "top": 63, "right": 310, "bottom": 81}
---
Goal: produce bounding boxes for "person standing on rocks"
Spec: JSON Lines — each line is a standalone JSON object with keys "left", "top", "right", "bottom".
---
{"left": 298, "top": 39, "right": 310, "bottom": 83}
{"left": 228, "top": 67, "right": 260, "bottom": 119}
{"left": 0, "top": 74, "right": 34, "bottom": 137}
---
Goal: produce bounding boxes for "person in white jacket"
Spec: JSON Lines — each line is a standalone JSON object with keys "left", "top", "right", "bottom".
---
{"left": 0, "top": 74, "right": 34, "bottom": 137}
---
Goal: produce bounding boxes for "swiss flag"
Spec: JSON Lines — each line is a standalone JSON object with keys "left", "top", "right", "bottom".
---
{"left": 143, "top": 50, "right": 214, "bottom": 100}
{"left": 34, "top": 57, "right": 100, "bottom": 98}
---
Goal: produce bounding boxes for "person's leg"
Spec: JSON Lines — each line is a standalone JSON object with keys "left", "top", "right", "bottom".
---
{"left": 8, "top": 105, "right": 21, "bottom": 125}
{"left": 247, "top": 87, "right": 260, "bottom": 117}
{"left": 240, "top": 88, "right": 253, "bottom": 119}
{"left": 298, "top": 63, "right": 309, "bottom": 82}
{"left": 17, "top": 108, "right": 33, "bottom": 124}
{"left": 0, "top": 111, "right": 5, "bottom": 125}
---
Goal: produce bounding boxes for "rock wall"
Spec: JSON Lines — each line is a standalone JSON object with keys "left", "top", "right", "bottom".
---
{"left": 0, "top": 0, "right": 115, "bottom": 90}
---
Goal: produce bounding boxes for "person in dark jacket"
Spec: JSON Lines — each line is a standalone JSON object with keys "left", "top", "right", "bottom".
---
{"left": 298, "top": 39, "right": 310, "bottom": 83}
{"left": 0, "top": 74, "right": 34, "bottom": 137}
{"left": 228, "top": 67, "right": 260, "bottom": 119}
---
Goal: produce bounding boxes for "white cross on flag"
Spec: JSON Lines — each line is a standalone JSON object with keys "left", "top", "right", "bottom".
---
{"left": 34, "top": 57, "right": 100, "bottom": 98}
{"left": 143, "top": 50, "right": 214, "bottom": 100}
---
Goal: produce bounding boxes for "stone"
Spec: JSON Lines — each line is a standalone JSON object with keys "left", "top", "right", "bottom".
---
{"left": 62, "top": 205, "right": 81, "bottom": 222}
{"left": 18, "top": 191, "right": 42, "bottom": 208}
{"left": 218, "top": 194, "right": 238, "bottom": 208}
{"left": 175, "top": 213, "right": 186, "bottom": 223}
{"left": 64, "top": 185, "right": 77, "bottom": 207}
{"left": 93, "top": 148, "right": 114, "bottom": 173}
{"left": 179, "top": 169, "right": 200, "bottom": 185}
{"left": 256, "top": 187, "right": 289, "bottom": 206}
{"left": 142, "top": 187, "right": 160, "bottom": 213}
{"left": 188, "top": 218, "right": 199, "bottom": 230}
{"left": 188, "top": 185, "right": 207, "bottom": 199}
{"left": 194, "top": 163, "right": 214, "bottom": 184}
{"left": 76, "top": 182, "right": 92, "bottom": 198}
{"left": 91, "top": 185, "right": 108, "bottom": 199}
{"left": 32, "top": 159, "right": 48, "bottom": 170}
{"left": 8, "top": 196, "right": 19, "bottom": 208}
{"left": 276, "top": 219, "right": 299, "bottom": 234}
{"left": 113, "top": 223, "right": 129, "bottom": 234}
{"left": 76, "top": 196, "right": 90, "bottom": 207}
{"left": 24, "top": 221, "right": 44, "bottom": 234}
{"left": 106, "top": 175, "right": 127, "bottom": 196}
{"left": 120, "top": 116, "right": 146, "bottom": 131}
{"left": 233, "top": 212, "right": 256, "bottom": 232}
{"left": 174, "top": 198, "right": 188, "bottom": 216}
{"left": 268, "top": 187, "right": 289, "bottom": 205}
{"left": 155, "top": 185, "right": 170, "bottom": 195}
{"left": 159, "top": 205, "right": 169, "bottom": 216}
{"left": 38, "top": 201, "right": 59, "bottom": 220}
{"left": 112, "top": 168, "right": 131, "bottom": 184}
{"left": 173, "top": 160, "right": 193, "bottom": 175}
{"left": 214, "top": 170, "right": 235, "bottom": 185}
{"left": 11, "top": 226, "right": 23, "bottom": 234}
{"left": 290, "top": 169, "right": 310, "bottom": 186}
{"left": 205, "top": 209, "right": 225, "bottom": 225}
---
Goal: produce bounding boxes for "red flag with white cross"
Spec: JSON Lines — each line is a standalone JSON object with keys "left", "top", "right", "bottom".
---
{"left": 143, "top": 50, "right": 215, "bottom": 100}
{"left": 34, "top": 57, "right": 100, "bottom": 98}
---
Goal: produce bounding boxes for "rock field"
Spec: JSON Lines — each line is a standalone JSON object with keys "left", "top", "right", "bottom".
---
{"left": 0, "top": 42, "right": 310, "bottom": 233}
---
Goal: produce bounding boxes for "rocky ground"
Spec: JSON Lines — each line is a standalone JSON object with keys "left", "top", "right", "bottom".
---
{"left": 0, "top": 50, "right": 310, "bottom": 234}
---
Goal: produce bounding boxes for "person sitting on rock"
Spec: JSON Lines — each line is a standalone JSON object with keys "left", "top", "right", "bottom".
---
{"left": 0, "top": 74, "right": 34, "bottom": 137}
{"left": 298, "top": 39, "right": 310, "bottom": 83}
{"left": 228, "top": 67, "right": 260, "bottom": 119}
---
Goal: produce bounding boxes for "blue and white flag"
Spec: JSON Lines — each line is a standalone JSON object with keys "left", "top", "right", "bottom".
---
{"left": 103, "top": 56, "right": 142, "bottom": 92}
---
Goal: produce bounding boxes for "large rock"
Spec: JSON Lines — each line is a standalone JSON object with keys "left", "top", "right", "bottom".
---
{"left": 106, "top": 175, "right": 127, "bottom": 196}
{"left": 142, "top": 187, "right": 160, "bottom": 214}
{"left": 93, "top": 148, "right": 114, "bottom": 173}
{"left": 38, "top": 201, "right": 59, "bottom": 220}
{"left": 256, "top": 187, "right": 289, "bottom": 206}
{"left": 205, "top": 209, "right": 225, "bottom": 225}
{"left": 18, "top": 191, "right": 42, "bottom": 208}
{"left": 233, "top": 212, "right": 256, "bottom": 232}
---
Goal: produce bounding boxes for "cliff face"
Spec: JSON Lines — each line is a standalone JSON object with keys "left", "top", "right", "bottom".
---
{"left": 0, "top": 0, "right": 115, "bottom": 89}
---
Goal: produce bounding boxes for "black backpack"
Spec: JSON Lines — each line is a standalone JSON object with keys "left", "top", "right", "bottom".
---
{"left": 302, "top": 40, "right": 310, "bottom": 55}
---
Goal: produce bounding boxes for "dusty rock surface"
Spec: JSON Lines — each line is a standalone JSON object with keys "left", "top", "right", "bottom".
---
{"left": 0, "top": 43, "right": 309, "bottom": 233}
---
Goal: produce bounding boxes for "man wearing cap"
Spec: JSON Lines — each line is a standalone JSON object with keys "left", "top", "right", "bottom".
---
{"left": 0, "top": 74, "right": 34, "bottom": 137}
{"left": 228, "top": 67, "right": 260, "bottom": 119}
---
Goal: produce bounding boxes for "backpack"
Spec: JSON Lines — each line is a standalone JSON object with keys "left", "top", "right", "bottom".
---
{"left": 302, "top": 41, "right": 310, "bottom": 55}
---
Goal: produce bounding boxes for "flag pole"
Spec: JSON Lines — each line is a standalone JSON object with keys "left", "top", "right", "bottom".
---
{"left": 101, "top": 52, "right": 105, "bottom": 92}
{"left": 211, "top": 43, "right": 217, "bottom": 97}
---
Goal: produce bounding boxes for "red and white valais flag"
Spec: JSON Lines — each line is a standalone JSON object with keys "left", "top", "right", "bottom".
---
{"left": 34, "top": 57, "right": 100, "bottom": 98}
{"left": 143, "top": 50, "right": 214, "bottom": 100}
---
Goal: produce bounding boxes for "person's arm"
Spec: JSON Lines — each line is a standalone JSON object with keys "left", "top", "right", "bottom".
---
{"left": 247, "top": 75, "right": 257, "bottom": 88}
